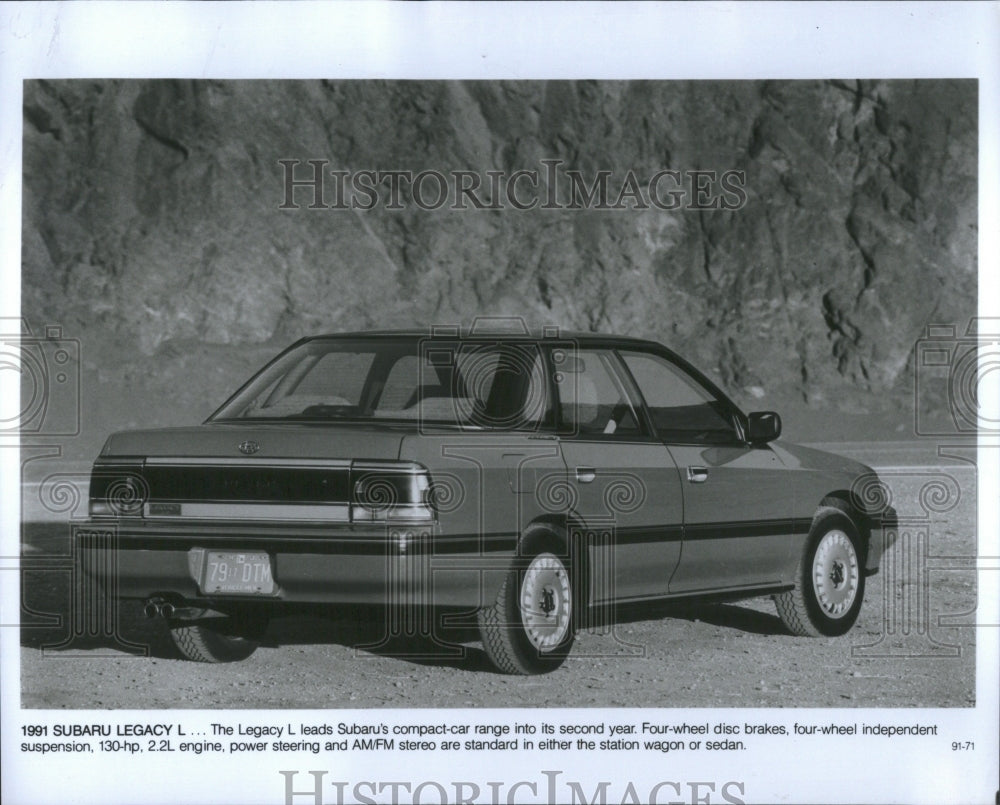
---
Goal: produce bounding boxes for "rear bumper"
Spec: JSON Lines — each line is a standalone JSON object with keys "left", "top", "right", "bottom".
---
{"left": 75, "top": 520, "right": 515, "bottom": 610}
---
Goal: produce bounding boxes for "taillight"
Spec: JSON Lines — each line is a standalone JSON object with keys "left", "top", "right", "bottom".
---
{"left": 88, "top": 460, "right": 148, "bottom": 517}
{"left": 350, "top": 462, "right": 433, "bottom": 522}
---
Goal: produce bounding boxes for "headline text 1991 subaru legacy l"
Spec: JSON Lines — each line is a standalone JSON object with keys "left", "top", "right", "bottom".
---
{"left": 80, "top": 328, "right": 895, "bottom": 674}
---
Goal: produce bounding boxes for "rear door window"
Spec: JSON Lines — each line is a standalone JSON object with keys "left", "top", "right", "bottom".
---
{"left": 553, "top": 348, "right": 642, "bottom": 438}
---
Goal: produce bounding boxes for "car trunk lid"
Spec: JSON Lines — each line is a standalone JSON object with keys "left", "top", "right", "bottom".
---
{"left": 100, "top": 422, "right": 406, "bottom": 461}
{"left": 90, "top": 423, "right": 431, "bottom": 521}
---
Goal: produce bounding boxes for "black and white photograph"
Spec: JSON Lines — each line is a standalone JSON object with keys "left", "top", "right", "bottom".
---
{"left": 2, "top": 4, "right": 997, "bottom": 805}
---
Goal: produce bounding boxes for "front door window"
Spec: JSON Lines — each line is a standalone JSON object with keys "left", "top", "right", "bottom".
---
{"left": 620, "top": 351, "right": 738, "bottom": 444}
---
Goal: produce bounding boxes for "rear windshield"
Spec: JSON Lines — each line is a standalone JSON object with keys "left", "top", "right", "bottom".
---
{"left": 211, "top": 338, "right": 551, "bottom": 430}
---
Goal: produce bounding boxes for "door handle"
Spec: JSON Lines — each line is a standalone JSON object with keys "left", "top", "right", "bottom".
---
{"left": 687, "top": 466, "right": 709, "bottom": 483}
{"left": 575, "top": 467, "right": 597, "bottom": 484}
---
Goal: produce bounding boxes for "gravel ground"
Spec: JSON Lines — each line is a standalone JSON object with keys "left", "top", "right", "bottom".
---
{"left": 19, "top": 462, "right": 977, "bottom": 709}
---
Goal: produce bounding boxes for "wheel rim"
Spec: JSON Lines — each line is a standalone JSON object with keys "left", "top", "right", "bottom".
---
{"left": 519, "top": 552, "right": 572, "bottom": 651}
{"left": 812, "top": 529, "right": 860, "bottom": 618}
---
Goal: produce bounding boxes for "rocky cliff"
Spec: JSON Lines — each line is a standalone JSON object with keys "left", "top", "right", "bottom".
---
{"left": 21, "top": 79, "right": 977, "bottom": 455}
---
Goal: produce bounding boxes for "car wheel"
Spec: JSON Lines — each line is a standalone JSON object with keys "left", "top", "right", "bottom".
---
{"left": 168, "top": 611, "right": 268, "bottom": 663}
{"left": 775, "top": 508, "right": 865, "bottom": 637}
{"left": 478, "top": 543, "right": 575, "bottom": 674}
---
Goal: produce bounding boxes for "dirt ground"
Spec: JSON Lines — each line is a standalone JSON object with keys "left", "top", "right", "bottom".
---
{"left": 19, "top": 450, "right": 977, "bottom": 709}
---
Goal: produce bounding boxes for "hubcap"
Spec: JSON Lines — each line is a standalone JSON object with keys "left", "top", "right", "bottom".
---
{"left": 520, "top": 552, "right": 572, "bottom": 651}
{"left": 812, "top": 529, "right": 859, "bottom": 618}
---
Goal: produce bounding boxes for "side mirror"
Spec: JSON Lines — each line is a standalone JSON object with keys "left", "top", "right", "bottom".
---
{"left": 747, "top": 411, "right": 781, "bottom": 444}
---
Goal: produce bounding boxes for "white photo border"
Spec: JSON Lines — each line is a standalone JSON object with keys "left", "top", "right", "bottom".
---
{"left": 1, "top": 3, "right": 997, "bottom": 804}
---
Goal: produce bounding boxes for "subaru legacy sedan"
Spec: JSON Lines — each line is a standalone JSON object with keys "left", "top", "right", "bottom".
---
{"left": 81, "top": 329, "right": 894, "bottom": 674}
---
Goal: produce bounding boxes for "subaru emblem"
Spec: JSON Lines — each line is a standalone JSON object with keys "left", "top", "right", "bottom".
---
{"left": 238, "top": 440, "right": 260, "bottom": 455}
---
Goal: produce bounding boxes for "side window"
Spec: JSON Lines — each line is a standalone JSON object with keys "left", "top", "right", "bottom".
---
{"left": 622, "top": 351, "right": 738, "bottom": 443}
{"left": 368, "top": 342, "right": 550, "bottom": 428}
{"left": 455, "top": 344, "right": 550, "bottom": 429}
{"left": 554, "top": 349, "right": 641, "bottom": 437}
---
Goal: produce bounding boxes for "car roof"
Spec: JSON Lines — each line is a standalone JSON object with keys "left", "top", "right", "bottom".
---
{"left": 303, "top": 328, "right": 664, "bottom": 348}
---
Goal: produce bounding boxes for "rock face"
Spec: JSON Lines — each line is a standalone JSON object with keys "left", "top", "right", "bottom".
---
{"left": 21, "top": 79, "right": 977, "bottom": 452}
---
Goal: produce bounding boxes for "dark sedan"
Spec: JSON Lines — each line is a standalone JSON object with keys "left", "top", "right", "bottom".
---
{"left": 80, "top": 329, "right": 894, "bottom": 674}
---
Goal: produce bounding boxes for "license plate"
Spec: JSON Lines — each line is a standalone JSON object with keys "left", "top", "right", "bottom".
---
{"left": 203, "top": 551, "right": 274, "bottom": 595}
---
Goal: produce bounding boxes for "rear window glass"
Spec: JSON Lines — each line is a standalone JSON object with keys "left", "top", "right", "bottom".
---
{"left": 214, "top": 338, "right": 551, "bottom": 430}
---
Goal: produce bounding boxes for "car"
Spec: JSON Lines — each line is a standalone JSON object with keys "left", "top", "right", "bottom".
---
{"left": 80, "top": 327, "right": 896, "bottom": 674}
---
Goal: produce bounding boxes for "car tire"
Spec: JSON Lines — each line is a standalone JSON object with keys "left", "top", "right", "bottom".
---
{"left": 478, "top": 540, "right": 575, "bottom": 675}
{"left": 775, "top": 508, "right": 866, "bottom": 637}
{"left": 168, "top": 611, "right": 267, "bottom": 663}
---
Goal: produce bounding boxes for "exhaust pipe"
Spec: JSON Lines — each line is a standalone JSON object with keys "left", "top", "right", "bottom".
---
{"left": 143, "top": 598, "right": 221, "bottom": 621}
{"left": 143, "top": 597, "right": 175, "bottom": 619}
